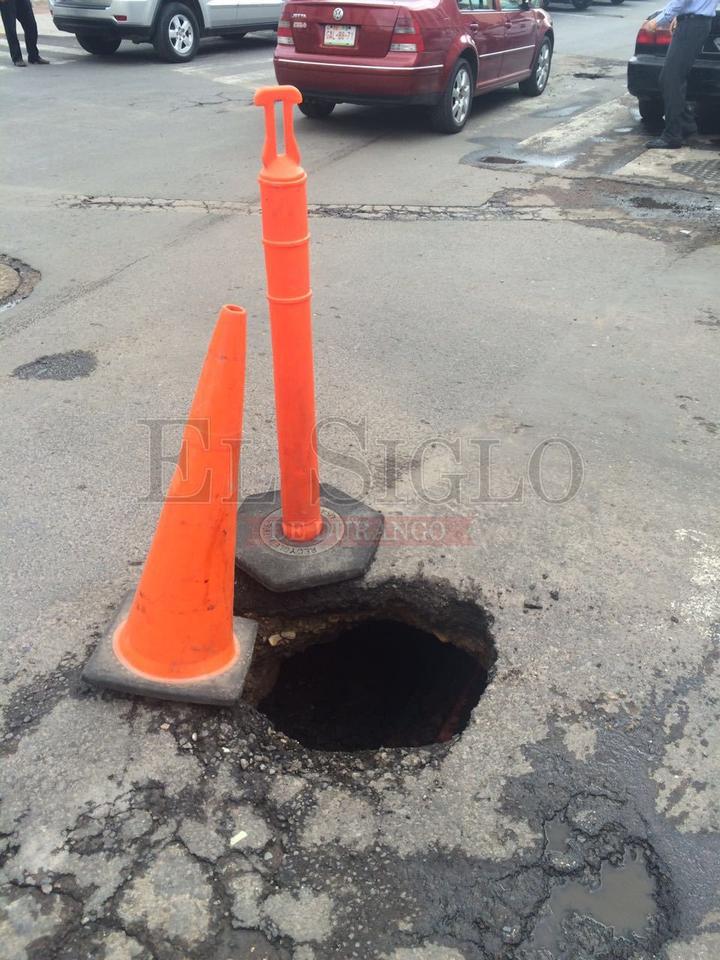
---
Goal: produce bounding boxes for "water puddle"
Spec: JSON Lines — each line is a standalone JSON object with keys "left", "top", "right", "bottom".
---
{"left": 531, "top": 846, "right": 657, "bottom": 950}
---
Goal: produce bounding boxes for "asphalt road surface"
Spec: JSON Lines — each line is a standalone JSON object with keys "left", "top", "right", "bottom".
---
{"left": 1, "top": 3, "right": 720, "bottom": 960}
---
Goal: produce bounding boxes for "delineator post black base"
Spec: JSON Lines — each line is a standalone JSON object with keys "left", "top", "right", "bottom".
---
{"left": 82, "top": 594, "right": 258, "bottom": 707}
{"left": 235, "top": 483, "right": 384, "bottom": 593}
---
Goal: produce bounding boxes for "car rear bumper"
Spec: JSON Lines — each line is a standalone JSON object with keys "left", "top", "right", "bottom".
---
{"left": 628, "top": 53, "right": 720, "bottom": 100}
{"left": 50, "top": 0, "right": 155, "bottom": 34}
{"left": 274, "top": 53, "right": 445, "bottom": 106}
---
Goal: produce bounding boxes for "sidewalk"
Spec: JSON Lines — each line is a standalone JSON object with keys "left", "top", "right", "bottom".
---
{"left": 0, "top": 1, "right": 55, "bottom": 38}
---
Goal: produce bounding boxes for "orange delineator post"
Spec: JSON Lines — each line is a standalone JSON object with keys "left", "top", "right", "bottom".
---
{"left": 84, "top": 304, "right": 258, "bottom": 704}
{"left": 254, "top": 86, "right": 323, "bottom": 543}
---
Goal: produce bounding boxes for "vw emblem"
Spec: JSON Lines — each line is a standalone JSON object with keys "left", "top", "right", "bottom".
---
{"left": 333, "top": 6, "right": 344, "bottom": 19}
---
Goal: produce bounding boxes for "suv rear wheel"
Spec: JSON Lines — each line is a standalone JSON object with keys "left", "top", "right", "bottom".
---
{"left": 75, "top": 32, "right": 121, "bottom": 55}
{"left": 154, "top": 2, "right": 200, "bottom": 62}
{"left": 571, "top": 0, "right": 592, "bottom": 8}
{"left": 431, "top": 59, "right": 473, "bottom": 134}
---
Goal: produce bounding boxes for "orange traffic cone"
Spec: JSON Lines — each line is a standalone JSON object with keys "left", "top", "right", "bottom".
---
{"left": 84, "top": 304, "right": 257, "bottom": 705}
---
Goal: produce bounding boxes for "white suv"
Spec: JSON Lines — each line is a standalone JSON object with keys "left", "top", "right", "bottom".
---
{"left": 49, "top": 0, "right": 281, "bottom": 61}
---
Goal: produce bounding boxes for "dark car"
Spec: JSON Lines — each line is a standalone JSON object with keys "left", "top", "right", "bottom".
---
{"left": 273, "top": 0, "right": 554, "bottom": 133}
{"left": 628, "top": 9, "right": 720, "bottom": 124}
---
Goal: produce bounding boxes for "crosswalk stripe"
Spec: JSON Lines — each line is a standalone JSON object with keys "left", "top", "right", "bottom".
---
{"left": 0, "top": 39, "right": 87, "bottom": 57}
{"left": 519, "top": 97, "right": 630, "bottom": 152}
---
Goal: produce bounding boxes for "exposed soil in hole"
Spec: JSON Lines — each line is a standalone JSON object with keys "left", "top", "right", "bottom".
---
{"left": 256, "top": 619, "right": 488, "bottom": 751}
{"left": 0, "top": 254, "right": 40, "bottom": 311}
{"left": 573, "top": 72, "right": 607, "bottom": 80}
{"left": 237, "top": 575, "right": 495, "bottom": 756}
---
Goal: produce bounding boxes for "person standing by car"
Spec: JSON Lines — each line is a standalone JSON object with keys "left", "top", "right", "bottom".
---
{"left": 0, "top": 0, "right": 49, "bottom": 66}
{"left": 643, "top": 0, "right": 716, "bottom": 148}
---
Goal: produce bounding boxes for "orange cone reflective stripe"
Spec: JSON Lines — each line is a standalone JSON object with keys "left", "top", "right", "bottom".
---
{"left": 113, "top": 304, "right": 247, "bottom": 682}
{"left": 255, "top": 86, "right": 322, "bottom": 542}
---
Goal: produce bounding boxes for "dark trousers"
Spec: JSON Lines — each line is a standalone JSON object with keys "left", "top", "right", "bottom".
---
{"left": 660, "top": 16, "right": 713, "bottom": 142}
{"left": 0, "top": 0, "right": 40, "bottom": 63}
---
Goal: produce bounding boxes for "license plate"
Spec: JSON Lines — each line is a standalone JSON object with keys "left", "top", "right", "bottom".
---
{"left": 324, "top": 24, "right": 356, "bottom": 46}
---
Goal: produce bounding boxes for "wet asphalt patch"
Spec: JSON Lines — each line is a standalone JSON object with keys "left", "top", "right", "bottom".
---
{"left": 12, "top": 350, "right": 97, "bottom": 381}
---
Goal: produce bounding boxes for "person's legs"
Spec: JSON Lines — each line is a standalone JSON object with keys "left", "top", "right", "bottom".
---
{"left": 660, "top": 18, "right": 712, "bottom": 143}
{"left": 14, "top": 0, "right": 39, "bottom": 60}
{"left": 0, "top": 0, "right": 24, "bottom": 63}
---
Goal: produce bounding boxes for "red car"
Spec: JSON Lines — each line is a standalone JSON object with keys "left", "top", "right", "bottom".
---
{"left": 273, "top": 0, "right": 554, "bottom": 132}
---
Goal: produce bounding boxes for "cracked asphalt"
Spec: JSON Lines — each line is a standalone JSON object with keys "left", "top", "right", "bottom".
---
{"left": 1, "top": 2, "right": 720, "bottom": 958}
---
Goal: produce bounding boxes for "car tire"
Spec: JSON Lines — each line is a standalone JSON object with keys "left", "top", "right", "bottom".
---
{"left": 519, "top": 37, "right": 552, "bottom": 97}
{"left": 298, "top": 98, "right": 336, "bottom": 119}
{"left": 571, "top": 0, "right": 592, "bottom": 8}
{"left": 153, "top": 2, "right": 200, "bottom": 62}
{"left": 430, "top": 58, "right": 474, "bottom": 134}
{"left": 638, "top": 98, "right": 664, "bottom": 125}
{"left": 75, "top": 32, "right": 122, "bottom": 55}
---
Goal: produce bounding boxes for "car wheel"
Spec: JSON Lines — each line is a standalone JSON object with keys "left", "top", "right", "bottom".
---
{"left": 638, "top": 98, "right": 664, "bottom": 125}
{"left": 571, "top": 0, "right": 592, "bottom": 8}
{"left": 75, "top": 32, "right": 122, "bottom": 55}
{"left": 298, "top": 98, "right": 336, "bottom": 119}
{"left": 154, "top": 2, "right": 200, "bottom": 62}
{"left": 519, "top": 37, "right": 552, "bottom": 97}
{"left": 431, "top": 59, "right": 474, "bottom": 134}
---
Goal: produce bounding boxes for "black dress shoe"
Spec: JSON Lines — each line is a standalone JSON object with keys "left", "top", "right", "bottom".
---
{"left": 29, "top": 56, "right": 50, "bottom": 64}
{"left": 13, "top": 58, "right": 27, "bottom": 67}
{"left": 645, "top": 136, "right": 683, "bottom": 149}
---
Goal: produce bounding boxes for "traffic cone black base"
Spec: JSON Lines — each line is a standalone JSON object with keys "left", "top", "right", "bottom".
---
{"left": 83, "top": 594, "right": 258, "bottom": 707}
{"left": 236, "top": 483, "right": 384, "bottom": 593}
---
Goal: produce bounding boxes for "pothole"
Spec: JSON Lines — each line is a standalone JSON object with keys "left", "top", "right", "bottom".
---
{"left": 573, "top": 72, "right": 607, "bottom": 80}
{"left": 479, "top": 155, "right": 526, "bottom": 165}
{"left": 628, "top": 196, "right": 683, "bottom": 212}
{"left": 0, "top": 255, "right": 40, "bottom": 311}
{"left": 238, "top": 577, "right": 495, "bottom": 754}
{"left": 12, "top": 350, "right": 97, "bottom": 381}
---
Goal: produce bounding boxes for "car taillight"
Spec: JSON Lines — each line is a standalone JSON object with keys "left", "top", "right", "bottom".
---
{"left": 278, "top": 12, "right": 293, "bottom": 45}
{"left": 390, "top": 10, "right": 424, "bottom": 53}
{"left": 636, "top": 26, "right": 672, "bottom": 46}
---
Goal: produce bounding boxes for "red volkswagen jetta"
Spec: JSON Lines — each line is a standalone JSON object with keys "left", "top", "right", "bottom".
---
{"left": 273, "top": 0, "right": 553, "bottom": 132}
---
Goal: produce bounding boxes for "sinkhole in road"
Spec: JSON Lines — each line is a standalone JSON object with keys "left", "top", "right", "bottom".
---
{"left": 239, "top": 580, "right": 496, "bottom": 752}
{"left": 257, "top": 620, "right": 488, "bottom": 751}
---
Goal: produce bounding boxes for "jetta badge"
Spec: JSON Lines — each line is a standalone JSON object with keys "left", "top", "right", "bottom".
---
{"left": 333, "top": 6, "right": 344, "bottom": 19}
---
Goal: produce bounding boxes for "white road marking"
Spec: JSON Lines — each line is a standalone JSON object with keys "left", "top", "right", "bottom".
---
{"left": 519, "top": 97, "right": 631, "bottom": 152}
{"left": 0, "top": 39, "right": 88, "bottom": 58}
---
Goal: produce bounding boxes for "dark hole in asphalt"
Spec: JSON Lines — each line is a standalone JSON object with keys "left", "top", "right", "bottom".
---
{"left": 479, "top": 155, "right": 526, "bottom": 165}
{"left": 255, "top": 619, "right": 488, "bottom": 751}
{"left": 573, "top": 72, "right": 607, "bottom": 80}
{"left": 12, "top": 350, "right": 97, "bottom": 381}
